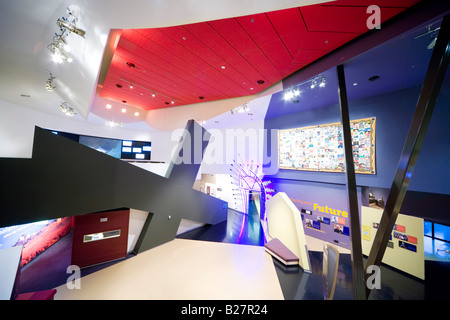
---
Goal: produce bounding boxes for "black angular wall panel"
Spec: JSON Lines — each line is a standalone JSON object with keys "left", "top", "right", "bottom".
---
{"left": 0, "top": 120, "right": 228, "bottom": 254}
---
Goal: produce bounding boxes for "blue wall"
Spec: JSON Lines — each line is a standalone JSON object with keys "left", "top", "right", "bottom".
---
{"left": 264, "top": 82, "right": 450, "bottom": 194}
{"left": 263, "top": 81, "right": 450, "bottom": 247}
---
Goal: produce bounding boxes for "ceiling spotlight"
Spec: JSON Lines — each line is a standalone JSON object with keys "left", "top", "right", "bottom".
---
{"left": 106, "top": 104, "right": 112, "bottom": 109}
{"left": 53, "top": 34, "right": 71, "bottom": 52}
{"left": 121, "top": 108, "right": 127, "bottom": 113}
{"left": 106, "top": 120, "right": 123, "bottom": 128}
{"left": 60, "top": 101, "right": 76, "bottom": 116}
{"left": 48, "top": 42, "right": 72, "bottom": 63}
{"left": 134, "top": 112, "right": 140, "bottom": 117}
{"left": 231, "top": 103, "right": 250, "bottom": 115}
{"left": 119, "top": 77, "right": 181, "bottom": 105}
{"left": 45, "top": 73, "right": 56, "bottom": 92}
{"left": 283, "top": 88, "right": 300, "bottom": 101}
{"left": 319, "top": 76, "right": 326, "bottom": 88}
{"left": 56, "top": 17, "right": 86, "bottom": 38}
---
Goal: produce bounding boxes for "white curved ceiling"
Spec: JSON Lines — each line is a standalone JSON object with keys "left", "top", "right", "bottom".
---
{"left": 0, "top": 0, "right": 329, "bottom": 131}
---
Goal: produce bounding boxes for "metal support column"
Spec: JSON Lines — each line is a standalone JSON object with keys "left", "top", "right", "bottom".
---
{"left": 365, "top": 14, "right": 450, "bottom": 298}
{"left": 337, "top": 64, "right": 366, "bottom": 300}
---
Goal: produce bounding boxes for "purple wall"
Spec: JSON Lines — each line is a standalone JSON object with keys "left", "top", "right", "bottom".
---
{"left": 273, "top": 179, "right": 363, "bottom": 250}
{"left": 263, "top": 81, "right": 450, "bottom": 248}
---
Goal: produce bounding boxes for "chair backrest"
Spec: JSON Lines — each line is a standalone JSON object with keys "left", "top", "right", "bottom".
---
{"left": 266, "top": 192, "right": 311, "bottom": 272}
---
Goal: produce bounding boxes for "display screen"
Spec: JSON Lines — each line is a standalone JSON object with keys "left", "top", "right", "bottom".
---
{"left": 0, "top": 217, "right": 72, "bottom": 266}
{"left": 278, "top": 117, "right": 376, "bottom": 174}
{"left": 79, "top": 135, "right": 122, "bottom": 159}
{"left": 48, "top": 129, "right": 152, "bottom": 162}
{"left": 120, "top": 140, "right": 151, "bottom": 161}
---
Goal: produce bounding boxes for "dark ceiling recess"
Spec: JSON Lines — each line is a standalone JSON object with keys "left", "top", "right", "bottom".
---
{"left": 99, "top": 0, "right": 421, "bottom": 112}
{"left": 368, "top": 75, "right": 381, "bottom": 82}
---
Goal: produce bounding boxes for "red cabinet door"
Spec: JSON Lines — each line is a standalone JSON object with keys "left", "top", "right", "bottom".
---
{"left": 71, "top": 209, "right": 129, "bottom": 268}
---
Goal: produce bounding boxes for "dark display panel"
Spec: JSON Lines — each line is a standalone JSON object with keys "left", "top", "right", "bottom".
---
{"left": 120, "top": 140, "right": 152, "bottom": 161}
{"left": 48, "top": 130, "right": 151, "bottom": 161}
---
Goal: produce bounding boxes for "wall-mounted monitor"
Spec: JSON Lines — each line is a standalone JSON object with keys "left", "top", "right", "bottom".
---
{"left": 278, "top": 117, "right": 376, "bottom": 174}
{"left": 120, "top": 140, "right": 151, "bottom": 161}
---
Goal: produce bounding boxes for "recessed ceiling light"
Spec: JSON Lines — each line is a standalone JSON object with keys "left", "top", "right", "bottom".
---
{"left": 116, "top": 84, "right": 123, "bottom": 88}
{"left": 134, "top": 112, "right": 139, "bottom": 116}
{"left": 106, "top": 104, "right": 112, "bottom": 109}
{"left": 126, "top": 62, "right": 136, "bottom": 68}
{"left": 353, "top": 82, "right": 358, "bottom": 86}
{"left": 122, "top": 100, "right": 127, "bottom": 103}
{"left": 256, "top": 80, "right": 265, "bottom": 85}
{"left": 221, "top": 66, "right": 226, "bottom": 69}
{"left": 368, "top": 75, "right": 381, "bottom": 82}
{"left": 20, "top": 94, "right": 31, "bottom": 98}
{"left": 121, "top": 108, "right": 127, "bottom": 113}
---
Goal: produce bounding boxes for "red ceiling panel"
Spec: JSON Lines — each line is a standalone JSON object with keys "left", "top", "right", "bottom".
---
{"left": 182, "top": 22, "right": 270, "bottom": 89}
{"left": 156, "top": 26, "right": 252, "bottom": 95}
{"left": 235, "top": 13, "right": 295, "bottom": 77}
{"left": 124, "top": 29, "right": 237, "bottom": 97}
{"left": 300, "top": 5, "right": 408, "bottom": 33}
{"left": 129, "top": 27, "right": 252, "bottom": 98}
{"left": 207, "top": 18, "right": 284, "bottom": 85}
{"left": 293, "top": 49, "right": 329, "bottom": 65}
{"left": 99, "top": 0, "right": 421, "bottom": 112}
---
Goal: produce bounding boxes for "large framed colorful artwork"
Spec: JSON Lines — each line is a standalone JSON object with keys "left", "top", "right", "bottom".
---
{"left": 278, "top": 117, "right": 376, "bottom": 174}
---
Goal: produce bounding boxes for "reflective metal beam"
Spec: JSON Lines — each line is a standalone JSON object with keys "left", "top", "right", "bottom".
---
{"left": 337, "top": 64, "right": 366, "bottom": 300}
{"left": 365, "top": 14, "right": 450, "bottom": 298}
